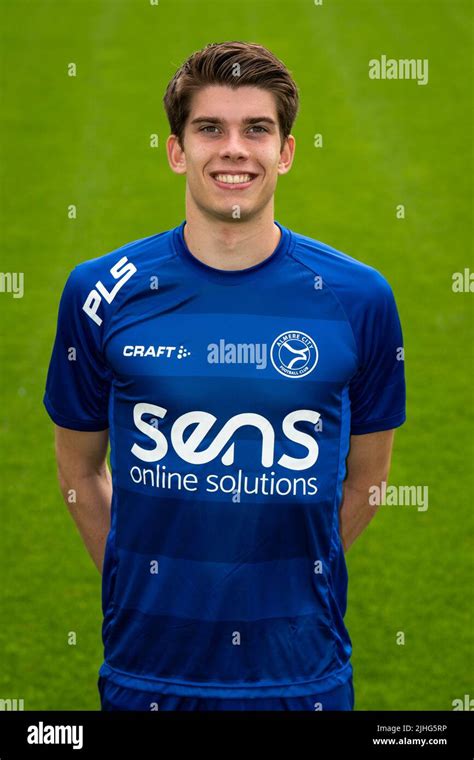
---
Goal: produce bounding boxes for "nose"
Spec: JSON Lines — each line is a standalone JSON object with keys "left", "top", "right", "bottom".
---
{"left": 218, "top": 129, "right": 250, "bottom": 162}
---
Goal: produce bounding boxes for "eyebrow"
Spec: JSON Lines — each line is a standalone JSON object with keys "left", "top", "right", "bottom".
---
{"left": 189, "top": 116, "right": 277, "bottom": 127}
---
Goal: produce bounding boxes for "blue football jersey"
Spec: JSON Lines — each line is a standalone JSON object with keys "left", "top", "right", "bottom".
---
{"left": 43, "top": 220, "right": 406, "bottom": 698}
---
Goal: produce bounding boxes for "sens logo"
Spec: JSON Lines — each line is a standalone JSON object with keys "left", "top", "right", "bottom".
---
{"left": 82, "top": 257, "right": 137, "bottom": 326}
{"left": 132, "top": 404, "right": 321, "bottom": 471}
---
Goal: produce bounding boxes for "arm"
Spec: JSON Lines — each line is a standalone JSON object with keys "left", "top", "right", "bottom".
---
{"left": 339, "top": 429, "right": 395, "bottom": 553}
{"left": 54, "top": 424, "right": 112, "bottom": 575}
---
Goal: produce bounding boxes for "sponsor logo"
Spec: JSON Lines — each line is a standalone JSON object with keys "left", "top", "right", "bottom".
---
{"left": 83, "top": 256, "right": 137, "bottom": 327}
{"left": 121, "top": 331, "right": 319, "bottom": 378}
{"left": 132, "top": 404, "right": 320, "bottom": 471}
{"left": 123, "top": 345, "right": 191, "bottom": 359}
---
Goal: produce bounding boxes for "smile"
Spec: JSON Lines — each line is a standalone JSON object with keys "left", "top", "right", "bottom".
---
{"left": 210, "top": 172, "right": 258, "bottom": 189}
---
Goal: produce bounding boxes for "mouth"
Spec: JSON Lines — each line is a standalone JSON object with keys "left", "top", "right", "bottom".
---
{"left": 209, "top": 172, "right": 259, "bottom": 190}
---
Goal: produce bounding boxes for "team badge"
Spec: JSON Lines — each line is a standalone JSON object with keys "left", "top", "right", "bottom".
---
{"left": 270, "top": 331, "right": 319, "bottom": 378}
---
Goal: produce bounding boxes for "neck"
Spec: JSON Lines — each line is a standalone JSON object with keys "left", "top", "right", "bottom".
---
{"left": 182, "top": 204, "right": 281, "bottom": 271}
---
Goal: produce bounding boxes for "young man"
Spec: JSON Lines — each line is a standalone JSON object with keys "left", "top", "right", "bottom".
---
{"left": 43, "top": 41, "right": 406, "bottom": 711}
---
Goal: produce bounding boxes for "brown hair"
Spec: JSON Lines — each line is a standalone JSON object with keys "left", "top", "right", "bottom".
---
{"left": 163, "top": 41, "right": 299, "bottom": 151}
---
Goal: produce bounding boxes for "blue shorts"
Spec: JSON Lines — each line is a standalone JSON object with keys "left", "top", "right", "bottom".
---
{"left": 98, "top": 675, "right": 354, "bottom": 711}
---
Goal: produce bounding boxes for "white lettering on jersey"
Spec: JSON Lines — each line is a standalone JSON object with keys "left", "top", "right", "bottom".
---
{"left": 131, "top": 404, "right": 320, "bottom": 471}
{"left": 82, "top": 256, "right": 137, "bottom": 326}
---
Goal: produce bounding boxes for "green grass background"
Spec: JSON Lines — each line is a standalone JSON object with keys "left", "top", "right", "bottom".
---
{"left": 0, "top": 0, "right": 472, "bottom": 710}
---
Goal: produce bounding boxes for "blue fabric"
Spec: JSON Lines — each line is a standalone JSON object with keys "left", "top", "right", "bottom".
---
{"left": 98, "top": 674, "right": 355, "bottom": 711}
{"left": 43, "top": 220, "right": 406, "bottom": 699}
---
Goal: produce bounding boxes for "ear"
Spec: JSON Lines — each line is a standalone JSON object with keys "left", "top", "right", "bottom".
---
{"left": 278, "top": 134, "right": 296, "bottom": 176}
{"left": 166, "top": 134, "right": 187, "bottom": 176}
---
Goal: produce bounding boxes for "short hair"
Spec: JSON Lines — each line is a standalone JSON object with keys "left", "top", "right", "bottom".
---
{"left": 163, "top": 41, "right": 300, "bottom": 151}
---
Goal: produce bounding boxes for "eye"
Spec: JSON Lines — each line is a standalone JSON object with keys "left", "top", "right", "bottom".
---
{"left": 198, "top": 125, "right": 268, "bottom": 134}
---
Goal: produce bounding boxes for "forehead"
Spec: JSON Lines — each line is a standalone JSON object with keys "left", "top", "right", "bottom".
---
{"left": 187, "top": 85, "right": 278, "bottom": 121}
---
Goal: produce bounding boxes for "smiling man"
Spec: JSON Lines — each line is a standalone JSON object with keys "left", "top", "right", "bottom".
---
{"left": 43, "top": 41, "right": 406, "bottom": 712}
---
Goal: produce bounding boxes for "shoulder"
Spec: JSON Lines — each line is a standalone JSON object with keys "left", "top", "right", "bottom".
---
{"left": 289, "top": 228, "right": 393, "bottom": 296}
{"left": 58, "top": 228, "right": 175, "bottom": 328}
{"left": 70, "top": 228, "right": 175, "bottom": 290}
{"left": 287, "top": 228, "right": 397, "bottom": 317}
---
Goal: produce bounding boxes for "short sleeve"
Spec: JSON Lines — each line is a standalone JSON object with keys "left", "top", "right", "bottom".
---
{"left": 349, "top": 275, "right": 406, "bottom": 435}
{"left": 43, "top": 267, "right": 112, "bottom": 431}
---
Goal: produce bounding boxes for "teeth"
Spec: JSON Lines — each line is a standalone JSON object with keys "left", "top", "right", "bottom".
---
{"left": 214, "top": 174, "right": 253, "bottom": 184}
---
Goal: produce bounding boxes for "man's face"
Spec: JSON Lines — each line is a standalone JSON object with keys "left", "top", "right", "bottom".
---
{"left": 167, "top": 85, "right": 294, "bottom": 222}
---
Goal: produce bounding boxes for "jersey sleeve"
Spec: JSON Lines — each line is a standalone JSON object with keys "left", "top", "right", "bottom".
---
{"left": 349, "top": 274, "right": 406, "bottom": 435}
{"left": 43, "top": 266, "right": 112, "bottom": 431}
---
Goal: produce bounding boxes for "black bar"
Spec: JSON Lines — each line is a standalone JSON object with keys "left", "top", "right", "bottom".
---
{"left": 0, "top": 710, "right": 472, "bottom": 757}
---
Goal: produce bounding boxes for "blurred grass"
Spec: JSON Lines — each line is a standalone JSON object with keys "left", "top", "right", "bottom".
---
{"left": 0, "top": 0, "right": 472, "bottom": 709}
